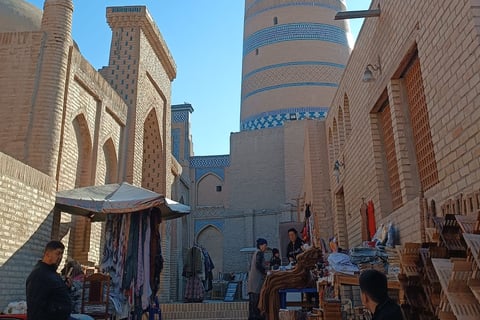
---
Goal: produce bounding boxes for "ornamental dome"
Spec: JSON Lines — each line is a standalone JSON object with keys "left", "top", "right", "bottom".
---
{"left": 0, "top": 0, "right": 42, "bottom": 32}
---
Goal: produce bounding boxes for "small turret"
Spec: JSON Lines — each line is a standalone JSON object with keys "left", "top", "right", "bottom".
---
{"left": 26, "top": 0, "right": 73, "bottom": 176}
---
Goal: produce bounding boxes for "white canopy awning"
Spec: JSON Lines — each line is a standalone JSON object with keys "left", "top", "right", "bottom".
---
{"left": 55, "top": 182, "right": 190, "bottom": 222}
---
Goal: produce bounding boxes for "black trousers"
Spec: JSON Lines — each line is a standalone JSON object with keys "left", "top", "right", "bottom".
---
{"left": 248, "top": 293, "right": 265, "bottom": 320}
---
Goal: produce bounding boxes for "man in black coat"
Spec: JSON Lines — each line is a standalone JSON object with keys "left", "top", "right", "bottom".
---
{"left": 286, "top": 228, "right": 304, "bottom": 264}
{"left": 359, "top": 269, "right": 404, "bottom": 320}
{"left": 26, "top": 240, "right": 72, "bottom": 320}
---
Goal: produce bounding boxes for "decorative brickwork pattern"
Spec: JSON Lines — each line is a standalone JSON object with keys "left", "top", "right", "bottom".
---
{"left": 142, "top": 109, "right": 164, "bottom": 194}
{"left": 190, "top": 156, "right": 231, "bottom": 168}
{"left": 242, "top": 62, "right": 344, "bottom": 100}
{"left": 404, "top": 57, "right": 439, "bottom": 191}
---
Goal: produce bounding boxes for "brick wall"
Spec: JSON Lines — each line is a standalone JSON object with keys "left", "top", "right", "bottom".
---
{"left": 0, "top": 152, "right": 56, "bottom": 310}
{"left": 0, "top": 31, "right": 43, "bottom": 164}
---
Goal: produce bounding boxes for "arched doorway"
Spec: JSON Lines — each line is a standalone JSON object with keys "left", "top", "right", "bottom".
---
{"left": 196, "top": 226, "right": 224, "bottom": 277}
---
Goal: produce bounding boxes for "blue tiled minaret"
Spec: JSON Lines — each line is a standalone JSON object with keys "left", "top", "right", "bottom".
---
{"left": 240, "top": 0, "right": 350, "bottom": 131}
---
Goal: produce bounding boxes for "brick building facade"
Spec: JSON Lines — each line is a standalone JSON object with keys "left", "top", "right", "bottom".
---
{"left": 0, "top": 0, "right": 185, "bottom": 307}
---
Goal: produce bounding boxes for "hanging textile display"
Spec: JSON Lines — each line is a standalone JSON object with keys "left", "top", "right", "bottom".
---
{"left": 360, "top": 200, "right": 369, "bottom": 241}
{"left": 367, "top": 200, "right": 377, "bottom": 240}
{"left": 182, "top": 244, "right": 215, "bottom": 302}
{"left": 101, "top": 208, "right": 163, "bottom": 319}
{"left": 302, "top": 204, "right": 312, "bottom": 244}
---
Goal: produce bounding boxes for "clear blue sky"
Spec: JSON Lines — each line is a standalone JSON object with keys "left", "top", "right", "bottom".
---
{"left": 28, "top": 0, "right": 371, "bottom": 156}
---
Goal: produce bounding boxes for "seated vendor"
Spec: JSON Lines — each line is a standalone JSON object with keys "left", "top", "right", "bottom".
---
{"left": 286, "top": 228, "right": 304, "bottom": 264}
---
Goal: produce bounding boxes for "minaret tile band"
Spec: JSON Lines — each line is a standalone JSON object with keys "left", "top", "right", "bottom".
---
{"left": 243, "top": 23, "right": 348, "bottom": 56}
{"left": 241, "top": 107, "right": 329, "bottom": 131}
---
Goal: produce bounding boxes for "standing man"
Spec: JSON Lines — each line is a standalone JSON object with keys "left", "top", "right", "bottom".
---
{"left": 286, "top": 228, "right": 304, "bottom": 264}
{"left": 247, "top": 238, "right": 268, "bottom": 320}
{"left": 359, "top": 269, "right": 404, "bottom": 320}
{"left": 26, "top": 240, "right": 72, "bottom": 320}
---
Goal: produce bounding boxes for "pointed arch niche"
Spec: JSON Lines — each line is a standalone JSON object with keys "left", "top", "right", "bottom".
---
{"left": 142, "top": 108, "right": 165, "bottom": 194}
{"left": 197, "top": 173, "right": 223, "bottom": 207}
{"left": 102, "top": 138, "right": 118, "bottom": 184}
{"left": 197, "top": 225, "right": 224, "bottom": 276}
{"left": 70, "top": 113, "right": 93, "bottom": 264}
{"left": 72, "top": 113, "right": 92, "bottom": 187}
{"left": 332, "top": 118, "right": 339, "bottom": 161}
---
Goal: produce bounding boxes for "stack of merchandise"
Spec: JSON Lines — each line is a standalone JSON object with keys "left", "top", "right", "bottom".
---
{"left": 350, "top": 247, "right": 388, "bottom": 274}
{"left": 385, "top": 247, "right": 401, "bottom": 280}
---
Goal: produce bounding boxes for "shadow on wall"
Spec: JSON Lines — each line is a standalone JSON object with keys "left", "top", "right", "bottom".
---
{"left": 0, "top": 210, "right": 71, "bottom": 311}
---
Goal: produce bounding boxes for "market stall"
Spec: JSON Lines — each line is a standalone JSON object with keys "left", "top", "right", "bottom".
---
{"left": 54, "top": 182, "right": 190, "bottom": 319}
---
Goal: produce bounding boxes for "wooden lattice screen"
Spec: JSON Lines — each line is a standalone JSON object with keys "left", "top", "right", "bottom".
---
{"left": 404, "top": 57, "right": 439, "bottom": 191}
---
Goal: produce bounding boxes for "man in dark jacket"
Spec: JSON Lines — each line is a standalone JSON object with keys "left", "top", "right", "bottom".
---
{"left": 359, "top": 269, "right": 404, "bottom": 320}
{"left": 26, "top": 240, "right": 72, "bottom": 320}
{"left": 286, "top": 228, "right": 304, "bottom": 263}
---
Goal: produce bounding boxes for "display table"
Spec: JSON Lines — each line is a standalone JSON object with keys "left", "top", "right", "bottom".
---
{"left": 278, "top": 287, "right": 318, "bottom": 309}
{"left": 333, "top": 273, "right": 404, "bottom": 304}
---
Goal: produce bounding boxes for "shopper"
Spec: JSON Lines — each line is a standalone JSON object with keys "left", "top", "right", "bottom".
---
{"left": 359, "top": 269, "right": 404, "bottom": 320}
{"left": 247, "top": 238, "right": 268, "bottom": 320}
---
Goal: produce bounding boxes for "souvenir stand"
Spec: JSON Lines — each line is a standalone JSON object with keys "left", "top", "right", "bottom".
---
{"left": 258, "top": 247, "right": 324, "bottom": 320}
{"left": 55, "top": 182, "right": 190, "bottom": 320}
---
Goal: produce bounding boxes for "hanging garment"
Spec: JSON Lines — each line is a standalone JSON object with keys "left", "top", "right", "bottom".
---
{"left": 201, "top": 249, "right": 215, "bottom": 292}
{"left": 184, "top": 275, "right": 205, "bottom": 302}
{"left": 183, "top": 246, "right": 204, "bottom": 279}
{"left": 150, "top": 211, "right": 163, "bottom": 297}
{"left": 367, "top": 200, "right": 376, "bottom": 240}
{"left": 141, "top": 212, "right": 152, "bottom": 310}
{"left": 123, "top": 212, "right": 140, "bottom": 290}
{"left": 360, "top": 202, "right": 369, "bottom": 241}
